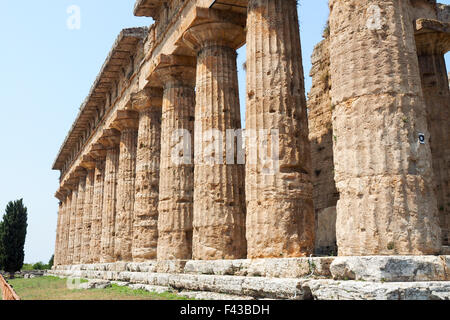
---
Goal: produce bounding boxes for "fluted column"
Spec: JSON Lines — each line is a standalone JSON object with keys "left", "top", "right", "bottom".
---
{"left": 99, "top": 129, "right": 121, "bottom": 263}
{"left": 56, "top": 191, "right": 69, "bottom": 266}
{"left": 112, "top": 111, "right": 139, "bottom": 262}
{"left": 329, "top": 0, "right": 441, "bottom": 255}
{"left": 131, "top": 88, "right": 163, "bottom": 261}
{"left": 67, "top": 185, "right": 78, "bottom": 264}
{"left": 154, "top": 58, "right": 196, "bottom": 260}
{"left": 245, "top": 0, "right": 315, "bottom": 258}
{"left": 183, "top": 22, "right": 247, "bottom": 260}
{"left": 89, "top": 146, "right": 106, "bottom": 263}
{"left": 80, "top": 163, "right": 95, "bottom": 264}
{"left": 73, "top": 170, "right": 87, "bottom": 264}
{"left": 62, "top": 191, "right": 72, "bottom": 265}
{"left": 54, "top": 200, "right": 63, "bottom": 266}
{"left": 415, "top": 21, "right": 450, "bottom": 246}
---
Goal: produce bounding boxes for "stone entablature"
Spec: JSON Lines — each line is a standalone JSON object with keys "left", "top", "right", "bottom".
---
{"left": 53, "top": 28, "right": 148, "bottom": 181}
{"left": 52, "top": 0, "right": 449, "bottom": 276}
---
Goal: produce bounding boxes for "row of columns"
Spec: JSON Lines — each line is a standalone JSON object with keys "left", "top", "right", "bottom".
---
{"left": 54, "top": 0, "right": 446, "bottom": 266}
{"left": 55, "top": 0, "right": 314, "bottom": 265}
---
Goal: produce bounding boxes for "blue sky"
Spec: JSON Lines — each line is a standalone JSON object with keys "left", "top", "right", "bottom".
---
{"left": 0, "top": 1, "right": 448, "bottom": 263}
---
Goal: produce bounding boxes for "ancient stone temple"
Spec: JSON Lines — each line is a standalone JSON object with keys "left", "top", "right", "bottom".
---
{"left": 50, "top": 0, "right": 450, "bottom": 300}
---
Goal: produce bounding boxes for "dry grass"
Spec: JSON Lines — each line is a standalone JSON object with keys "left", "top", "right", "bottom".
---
{"left": 3, "top": 276, "right": 190, "bottom": 300}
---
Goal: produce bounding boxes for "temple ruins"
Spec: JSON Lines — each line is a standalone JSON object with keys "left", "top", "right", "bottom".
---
{"left": 49, "top": 0, "right": 450, "bottom": 300}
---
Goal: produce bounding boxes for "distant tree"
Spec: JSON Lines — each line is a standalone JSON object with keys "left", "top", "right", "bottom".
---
{"left": 0, "top": 199, "right": 28, "bottom": 278}
{"left": 32, "top": 262, "right": 46, "bottom": 270}
{"left": 0, "top": 220, "right": 3, "bottom": 271}
{"left": 48, "top": 254, "right": 54, "bottom": 269}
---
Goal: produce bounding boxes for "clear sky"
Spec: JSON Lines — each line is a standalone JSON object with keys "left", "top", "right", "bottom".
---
{"left": 0, "top": 1, "right": 448, "bottom": 263}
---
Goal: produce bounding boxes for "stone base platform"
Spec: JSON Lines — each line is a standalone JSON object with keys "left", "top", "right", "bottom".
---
{"left": 47, "top": 255, "right": 450, "bottom": 300}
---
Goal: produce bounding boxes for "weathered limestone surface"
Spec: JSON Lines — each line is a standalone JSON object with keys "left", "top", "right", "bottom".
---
{"left": 113, "top": 113, "right": 139, "bottom": 262}
{"left": 304, "top": 280, "right": 450, "bottom": 300}
{"left": 61, "top": 193, "right": 72, "bottom": 265}
{"left": 48, "top": 255, "right": 450, "bottom": 300}
{"left": 155, "top": 62, "right": 196, "bottom": 260}
{"left": 330, "top": 255, "right": 450, "bottom": 282}
{"left": 67, "top": 188, "right": 78, "bottom": 265}
{"left": 100, "top": 143, "right": 120, "bottom": 263}
{"left": 245, "top": 0, "right": 315, "bottom": 258}
{"left": 131, "top": 89, "right": 162, "bottom": 261}
{"left": 81, "top": 169, "right": 95, "bottom": 264}
{"left": 329, "top": 0, "right": 441, "bottom": 255}
{"left": 89, "top": 157, "right": 106, "bottom": 263}
{"left": 54, "top": 202, "right": 63, "bottom": 266}
{"left": 184, "top": 257, "right": 333, "bottom": 279}
{"left": 183, "top": 22, "right": 247, "bottom": 260}
{"left": 73, "top": 172, "right": 87, "bottom": 264}
{"left": 415, "top": 20, "right": 450, "bottom": 246}
{"left": 307, "top": 37, "right": 338, "bottom": 256}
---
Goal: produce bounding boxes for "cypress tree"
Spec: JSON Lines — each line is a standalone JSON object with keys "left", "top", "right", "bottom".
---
{"left": 0, "top": 220, "right": 4, "bottom": 271}
{"left": 0, "top": 199, "right": 28, "bottom": 278}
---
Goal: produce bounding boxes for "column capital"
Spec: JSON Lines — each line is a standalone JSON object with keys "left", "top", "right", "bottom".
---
{"left": 131, "top": 87, "right": 163, "bottom": 112}
{"left": 80, "top": 155, "right": 96, "bottom": 171}
{"left": 73, "top": 166, "right": 88, "bottom": 179}
{"left": 415, "top": 18, "right": 450, "bottom": 55}
{"left": 65, "top": 181, "right": 78, "bottom": 192}
{"left": 55, "top": 190, "right": 66, "bottom": 202}
{"left": 111, "top": 110, "right": 139, "bottom": 131}
{"left": 89, "top": 143, "right": 108, "bottom": 160}
{"left": 148, "top": 54, "right": 196, "bottom": 87}
{"left": 183, "top": 22, "right": 245, "bottom": 52}
{"left": 98, "top": 128, "right": 121, "bottom": 148}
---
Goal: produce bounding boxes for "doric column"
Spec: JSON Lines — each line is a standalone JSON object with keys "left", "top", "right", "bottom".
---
{"left": 61, "top": 191, "right": 72, "bottom": 265}
{"left": 67, "top": 184, "right": 78, "bottom": 265}
{"left": 183, "top": 22, "right": 247, "bottom": 260}
{"left": 245, "top": 0, "right": 315, "bottom": 258}
{"left": 80, "top": 157, "right": 96, "bottom": 264}
{"left": 329, "top": 0, "right": 441, "bottom": 255}
{"left": 55, "top": 189, "right": 69, "bottom": 266}
{"left": 112, "top": 111, "right": 139, "bottom": 262}
{"left": 153, "top": 56, "right": 196, "bottom": 260}
{"left": 131, "top": 88, "right": 163, "bottom": 261}
{"left": 308, "top": 38, "right": 338, "bottom": 255}
{"left": 89, "top": 145, "right": 107, "bottom": 263}
{"left": 73, "top": 169, "right": 87, "bottom": 264}
{"left": 415, "top": 19, "right": 450, "bottom": 246}
{"left": 99, "top": 129, "right": 121, "bottom": 263}
{"left": 54, "top": 200, "right": 63, "bottom": 266}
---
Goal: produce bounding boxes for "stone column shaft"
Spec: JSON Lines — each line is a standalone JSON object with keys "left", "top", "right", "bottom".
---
{"left": 155, "top": 61, "right": 196, "bottom": 260}
{"left": 113, "top": 115, "right": 138, "bottom": 262}
{"left": 73, "top": 172, "right": 87, "bottom": 264}
{"left": 90, "top": 159, "right": 105, "bottom": 263}
{"left": 57, "top": 197, "right": 68, "bottom": 265}
{"left": 416, "top": 26, "right": 450, "bottom": 246}
{"left": 67, "top": 187, "right": 78, "bottom": 264}
{"left": 329, "top": 0, "right": 441, "bottom": 255}
{"left": 308, "top": 38, "right": 338, "bottom": 256}
{"left": 81, "top": 169, "right": 95, "bottom": 263}
{"left": 131, "top": 89, "right": 163, "bottom": 261}
{"left": 62, "top": 193, "right": 72, "bottom": 265}
{"left": 245, "top": 0, "right": 315, "bottom": 258}
{"left": 54, "top": 201, "right": 63, "bottom": 266}
{"left": 100, "top": 143, "right": 120, "bottom": 263}
{"left": 184, "top": 23, "right": 247, "bottom": 260}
